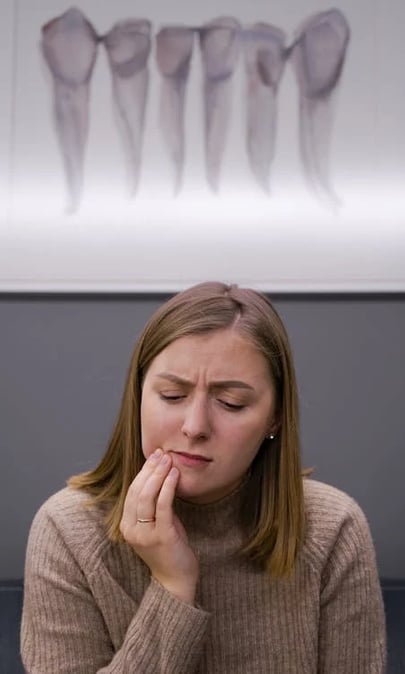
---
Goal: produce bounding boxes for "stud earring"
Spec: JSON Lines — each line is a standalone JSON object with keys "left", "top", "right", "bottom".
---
{"left": 266, "top": 433, "right": 275, "bottom": 440}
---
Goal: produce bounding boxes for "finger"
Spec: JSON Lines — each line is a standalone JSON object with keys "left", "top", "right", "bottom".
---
{"left": 123, "top": 449, "right": 163, "bottom": 520}
{"left": 155, "top": 466, "right": 179, "bottom": 528}
{"left": 136, "top": 452, "right": 173, "bottom": 520}
{"left": 131, "top": 449, "right": 163, "bottom": 492}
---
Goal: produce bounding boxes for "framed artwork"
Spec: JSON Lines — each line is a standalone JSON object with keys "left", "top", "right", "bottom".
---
{"left": 0, "top": 0, "right": 14, "bottom": 231}
{"left": 0, "top": 0, "right": 404, "bottom": 292}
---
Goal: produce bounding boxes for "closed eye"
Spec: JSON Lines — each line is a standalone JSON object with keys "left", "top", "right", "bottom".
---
{"left": 159, "top": 393, "right": 185, "bottom": 402}
{"left": 218, "top": 399, "right": 245, "bottom": 411}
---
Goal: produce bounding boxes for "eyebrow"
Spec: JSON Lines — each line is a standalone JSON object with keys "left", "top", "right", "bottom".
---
{"left": 155, "top": 372, "right": 255, "bottom": 391}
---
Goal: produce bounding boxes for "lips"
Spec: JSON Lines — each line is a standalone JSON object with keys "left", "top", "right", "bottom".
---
{"left": 176, "top": 451, "right": 211, "bottom": 461}
{"left": 170, "top": 451, "right": 212, "bottom": 467}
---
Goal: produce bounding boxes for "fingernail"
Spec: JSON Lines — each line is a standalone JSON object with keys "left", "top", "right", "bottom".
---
{"left": 150, "top": 449, "right": 162, "bottom": 461}
{"left": 161, "top": 453, "right": 170, "bottom": 465}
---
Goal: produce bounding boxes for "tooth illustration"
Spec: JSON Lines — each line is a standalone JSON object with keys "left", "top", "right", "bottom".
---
{"left": 156, "top": 27, "right": 194, "bottom": 194}
{"left": 198, "top": 17, "right": 241, "bottom": 192}
{"left": 290, "top": 9, "right": 350, "bottom": 208}
{"left": 41, "top": 8, "right": 99, "bottom": 214}
{"left": 244, "top": 23, "right": 287, "bottom": 192}
{"left": 103, "top": 20, "right": 151, "bottom": 196}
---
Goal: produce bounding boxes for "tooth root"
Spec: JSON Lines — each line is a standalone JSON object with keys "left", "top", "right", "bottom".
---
{"left": 41, "top": 8, "right": 98, "bottom": 214}
{"left": 159, "top": 73, "right": 188, "bottom": 195}
{"left": 103, "top": 20, "right": 151, "bottom": 196}
{"left": 290, "top": 9, "right": 350, "bottom": 207}
{"left": 156, "top": 27, "right": 194, "bottom": 194}
{"left": 199, "top": 17, "right": 241, "bottom": 192}
{"left": 244, "top": 23, "right": 287, "bottom": 192}
{"left": 299, "top": 96, "right": 340, "bottom": 207}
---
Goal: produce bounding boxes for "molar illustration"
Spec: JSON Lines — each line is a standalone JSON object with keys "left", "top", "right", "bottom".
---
{"left": 244, "top": 23, "right": 287, "bottom": 193}
{"left": 155, "top": 27, "right": 194, "bottom": 194}
{"left": 289, "top": 9, "right": 350, "bottom": 208}
{"left": 39, "top": 9, "right": 351, "bottom": 213}
{"left": 198, "top": 17, "right": 242, "bottom": 192}
{"left": 41, "top": 8, "right": 99, "bottom": 214}
{"left": 103, "top": 20, "right": 152, "bottom": 196}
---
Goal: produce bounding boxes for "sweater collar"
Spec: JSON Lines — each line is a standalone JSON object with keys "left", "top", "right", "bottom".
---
{"left": 174, "top": 472, "right": 252, "bottom": 541}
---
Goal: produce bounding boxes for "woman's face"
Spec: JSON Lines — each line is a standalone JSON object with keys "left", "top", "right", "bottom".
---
{"left": 140, "top": 328, "right": 278, "bottom": 504}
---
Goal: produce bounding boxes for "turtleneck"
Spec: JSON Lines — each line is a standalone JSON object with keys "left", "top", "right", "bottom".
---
{"left": 21, "top": 479, "right": 386, "bottom": 673}
{"left": 176, "top": 472, "right": 248, "bottom": 531}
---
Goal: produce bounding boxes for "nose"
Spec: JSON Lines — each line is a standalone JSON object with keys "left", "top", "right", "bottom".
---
{"left": 181, "top": 395, "right": 211, "bottom": 440}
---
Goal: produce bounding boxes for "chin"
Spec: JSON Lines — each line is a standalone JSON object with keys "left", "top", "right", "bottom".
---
{"left": 175, "top": 475, "right": 209, "bottom": 504}
{"left": 175, "top": 480, "right": 198, "bottom": 501}
{"left": 176, "top": 478, "right": 227, "bottom": 505}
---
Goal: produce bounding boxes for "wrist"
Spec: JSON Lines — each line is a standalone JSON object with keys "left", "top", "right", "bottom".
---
{"left": 152, "top": 576, "right": 197, "bottom": 605}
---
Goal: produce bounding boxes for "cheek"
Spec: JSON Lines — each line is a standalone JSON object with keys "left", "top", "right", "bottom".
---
{"left": 140, "top": 401, "right": 176, "bottom": 456}
{"left": 222, "top": 419, "right": 267, "bottom": 463}
{"left": 230, "top": 414, "right": 267, "bottom": 445}
{"left": 140, "top": 400, "right": 157, "bottom": 458}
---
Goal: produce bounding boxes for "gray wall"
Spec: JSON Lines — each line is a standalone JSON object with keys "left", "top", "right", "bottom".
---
{"left": 1, "top": 294, "right": 404, "bottom": 579}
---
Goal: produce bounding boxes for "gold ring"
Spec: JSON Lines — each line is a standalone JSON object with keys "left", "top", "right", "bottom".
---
{"left": 137, "top": 517, "right": 156, "bottom": 523}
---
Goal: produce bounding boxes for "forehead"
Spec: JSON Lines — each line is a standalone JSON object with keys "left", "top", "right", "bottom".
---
{"left": 147, "top": 329, "right": 272, "bottom": 383}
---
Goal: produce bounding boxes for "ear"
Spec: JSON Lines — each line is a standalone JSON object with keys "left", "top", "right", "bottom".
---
{"left": 265, "top": 416, "right": 281, "bottom": 440}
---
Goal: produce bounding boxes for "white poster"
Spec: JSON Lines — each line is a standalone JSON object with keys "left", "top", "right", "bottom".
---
{"left": 1, "top": 0, "right": 404, "bottom": 291}
{"left": 0, "top": 0, "right": 14, "bottom": 231}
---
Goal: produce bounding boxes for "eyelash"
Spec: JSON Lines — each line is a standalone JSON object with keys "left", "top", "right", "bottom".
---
{"left": 159, "top": 393, "right": 184, "bottom": 402}
{"left": 220, "top": 401, "right": 245, "bottom": 411}
{"left": 159, "top": 393, "right": 245, "bottom": 411}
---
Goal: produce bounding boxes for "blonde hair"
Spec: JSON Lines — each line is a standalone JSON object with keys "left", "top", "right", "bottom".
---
{"left": 69, "top": 282, "right": 305, "bottom": 577}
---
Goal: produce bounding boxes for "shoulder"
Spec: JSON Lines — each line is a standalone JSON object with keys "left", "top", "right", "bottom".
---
{"left": 303, "top": 478, "right": 365, "bottom": 521}
{"left": 27, "top": 487, "right": 110, "bottom": 571}
{"left": 301, "top": 479, "right": 375, "bottom": 571}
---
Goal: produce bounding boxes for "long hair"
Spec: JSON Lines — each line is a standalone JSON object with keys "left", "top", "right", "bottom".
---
{"left": 68, "top": 282, "right": 305, "bottom": 577}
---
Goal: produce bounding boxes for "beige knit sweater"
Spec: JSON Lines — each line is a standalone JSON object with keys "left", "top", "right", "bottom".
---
{"left": 21, "top": 479, "right": 386, "bottom": 673}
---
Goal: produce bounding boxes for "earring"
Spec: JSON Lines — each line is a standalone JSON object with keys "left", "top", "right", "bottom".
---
{"left": 266, "top": 433, "right": 275, "bottom": 440}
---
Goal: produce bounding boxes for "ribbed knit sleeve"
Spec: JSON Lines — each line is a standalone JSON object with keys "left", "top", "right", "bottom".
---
{"left": 21, "top": 493, "right": 210, "bottom": 673}
{"left": 316, "top": 495, "right": 386, "bottom": 673}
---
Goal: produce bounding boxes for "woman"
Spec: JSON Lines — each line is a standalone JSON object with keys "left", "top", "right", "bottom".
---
{"left": 21, "top": 282, "right": 386, "bottom": 673}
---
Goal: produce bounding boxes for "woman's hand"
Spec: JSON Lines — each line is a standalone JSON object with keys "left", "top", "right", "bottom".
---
{"left": 120, "top": 449, "right": 199, "bottom": 604}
